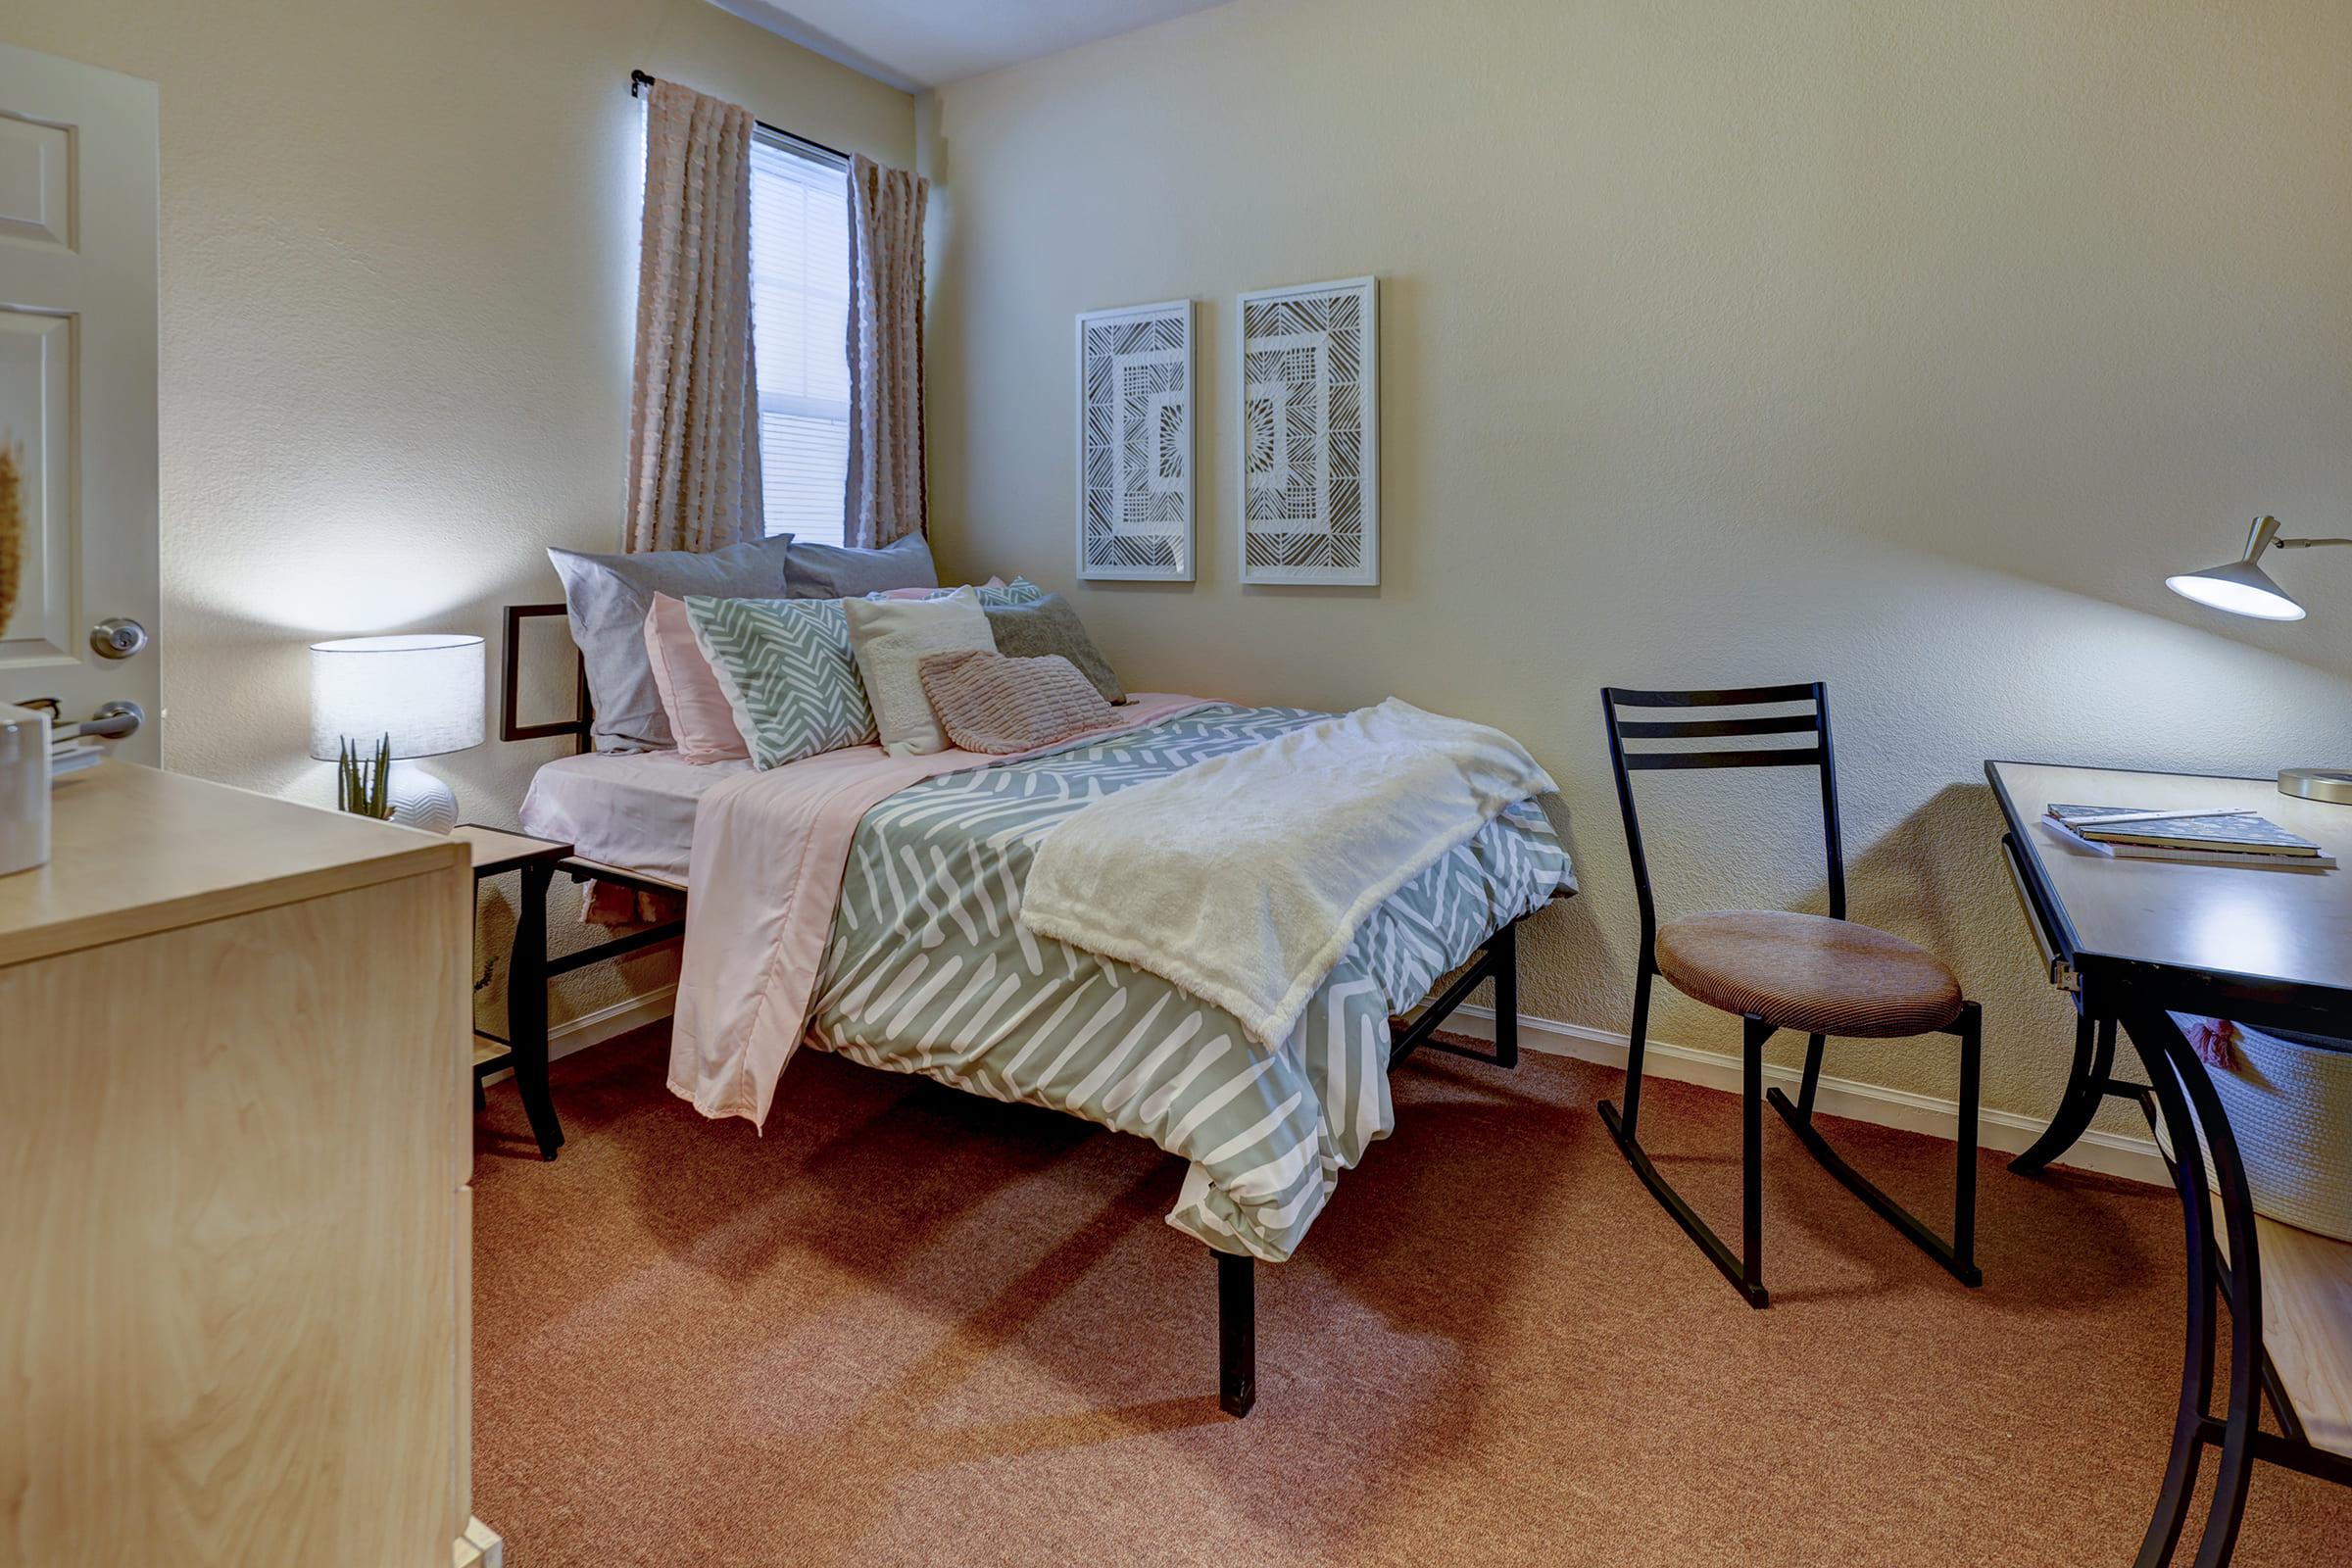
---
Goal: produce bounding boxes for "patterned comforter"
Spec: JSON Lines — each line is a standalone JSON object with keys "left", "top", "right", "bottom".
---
{"left": 801, "top": 704, "right": 1576, "bottom": 1261}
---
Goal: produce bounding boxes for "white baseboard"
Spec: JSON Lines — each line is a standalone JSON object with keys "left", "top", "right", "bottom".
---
{"left": 480, "top": 986, "right": 2168, "bottom": 1188}
{"left": 477, "top": 984, "right": 676, "bottom": 1085}
{"left": 1443, "top": 1003, "right": 2167, "bottom": 1188}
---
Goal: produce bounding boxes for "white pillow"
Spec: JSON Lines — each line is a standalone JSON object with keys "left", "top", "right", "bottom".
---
{"left": 842, "top": 588, "right": 996, "bottom": 757}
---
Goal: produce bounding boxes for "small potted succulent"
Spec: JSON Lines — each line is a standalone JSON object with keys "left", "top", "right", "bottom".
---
{"left": 336, "top": 734, "right": 396, "bottom": 820}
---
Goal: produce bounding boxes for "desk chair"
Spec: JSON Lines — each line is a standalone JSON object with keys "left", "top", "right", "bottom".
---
{"left": 1598, "top": 682, "right": 1984, "bottom": 1306}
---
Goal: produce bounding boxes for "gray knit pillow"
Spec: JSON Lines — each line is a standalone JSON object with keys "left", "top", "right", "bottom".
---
{"left": 982, "top": 593, "right": 1126, "bottom": 704}
{"left": 785, "top": 533, "right": 939, "bottom": 599}
{"left": 548, "top": 533, "right": 795, "bottom": 753}
{"left": 916, "top": 650, "right": 1115, "bottom": 755}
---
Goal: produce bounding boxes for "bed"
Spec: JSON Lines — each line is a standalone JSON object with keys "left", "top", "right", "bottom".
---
{"left": 505, "top": 602, "right": 1576, "bottom": 1415}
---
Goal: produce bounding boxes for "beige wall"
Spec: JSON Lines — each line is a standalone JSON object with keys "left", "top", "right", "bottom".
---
{"left": 923, "top": 0, "right": 2352, "bottom": 1132}
{"left": 5, "top": 0, "right": 914, "bottom": 1027}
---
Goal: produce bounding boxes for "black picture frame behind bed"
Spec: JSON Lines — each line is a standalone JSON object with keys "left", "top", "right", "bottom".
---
{"left": 495, "top": 599, "right": 1530, "bottom": 1419}
{"left": 501, "top": 602, "right": 593, "bottom": 750}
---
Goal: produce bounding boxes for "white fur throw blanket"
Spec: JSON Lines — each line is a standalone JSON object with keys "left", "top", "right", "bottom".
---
{"left": 1017, "top": 699, "right": 1557, "bottom": 1048}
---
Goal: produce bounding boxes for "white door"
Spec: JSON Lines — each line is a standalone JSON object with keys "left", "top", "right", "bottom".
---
{"left": 0, "top": 44, "right": 160, "bottom": 766}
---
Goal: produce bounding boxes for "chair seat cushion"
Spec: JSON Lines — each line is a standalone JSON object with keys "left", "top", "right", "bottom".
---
{"left": 1654, "top": 910, "right": 1963, "bottom": 1038}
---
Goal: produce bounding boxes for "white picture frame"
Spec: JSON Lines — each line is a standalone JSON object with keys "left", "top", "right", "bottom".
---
{"left": 1075, "top": 298, "right": 1196, "bottom": 581}
{"left": 1237, "top": 275, "right": 1379, "bottom": 586}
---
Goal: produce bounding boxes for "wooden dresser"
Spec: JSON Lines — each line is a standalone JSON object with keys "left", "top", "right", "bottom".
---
{"left": 0, "top": 763, "right": 495, "bottom": 1566}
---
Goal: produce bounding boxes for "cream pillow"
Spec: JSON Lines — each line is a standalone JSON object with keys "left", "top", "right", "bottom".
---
{"left": 842, "top": 588, "right": 995, "bottom": 756}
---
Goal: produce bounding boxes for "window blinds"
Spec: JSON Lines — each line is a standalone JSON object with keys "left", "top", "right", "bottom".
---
{"left": 749, "top": 131, "right": 852, "bottom": 544}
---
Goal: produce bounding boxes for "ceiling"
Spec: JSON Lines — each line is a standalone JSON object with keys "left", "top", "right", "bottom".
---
{"left": 708, "top": 0, "right": 1235, "bottom": 91}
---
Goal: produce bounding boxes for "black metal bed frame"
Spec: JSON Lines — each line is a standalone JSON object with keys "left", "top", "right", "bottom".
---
{"left": 503, "top": 599, "right": 691, "bottom": 976}
{"left": 501, "top": 602, "right": 1531, "bottom": 1417}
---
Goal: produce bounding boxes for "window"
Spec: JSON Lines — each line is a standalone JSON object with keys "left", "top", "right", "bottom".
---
{"left": 748, "top": 130, "right": 852, "bottom": 544}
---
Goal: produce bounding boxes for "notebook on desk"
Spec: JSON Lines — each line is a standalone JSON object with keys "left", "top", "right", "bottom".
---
{"left": 2042, "top": 803, "right": 2336, "bottom": 869}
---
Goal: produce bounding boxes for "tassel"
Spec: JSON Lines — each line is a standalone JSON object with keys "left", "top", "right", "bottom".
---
{"left": 2183, "top": 1016, "right": 2237, "bottom": 1071}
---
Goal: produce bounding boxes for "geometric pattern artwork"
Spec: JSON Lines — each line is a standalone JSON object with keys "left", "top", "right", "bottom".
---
{"left": 1238, "top": 276, "right": 1378, "bottom": 585}
{"left": 1076, "top": 299, "right": 1194, "bottom": 581}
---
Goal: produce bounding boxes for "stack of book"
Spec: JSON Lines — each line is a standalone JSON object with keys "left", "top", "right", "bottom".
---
{"left": 49, "top": 733, "right": 106, "bottom": 780}
{"left": 2042, "top": 803, "right": 2335, "bottom": 870}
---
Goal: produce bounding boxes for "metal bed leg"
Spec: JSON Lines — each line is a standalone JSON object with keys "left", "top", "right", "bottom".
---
{"left": 1217, "top": 1250, "right": 1255, "bottom": 1418}
{"left": 1490, "top": 920, "right": 1520, "bottom": 1069}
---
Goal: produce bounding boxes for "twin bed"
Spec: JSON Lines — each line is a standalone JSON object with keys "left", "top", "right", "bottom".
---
{"left": 506, "top": 601, "right": 1575, "bottom": 1416}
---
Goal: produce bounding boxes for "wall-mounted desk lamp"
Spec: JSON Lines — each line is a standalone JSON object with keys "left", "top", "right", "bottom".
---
{"left": 2166, "top": 514, "right": 2346, "bottom": 620}
{"left": 2167, "top": 515, "right": 2351, "bottom": 801}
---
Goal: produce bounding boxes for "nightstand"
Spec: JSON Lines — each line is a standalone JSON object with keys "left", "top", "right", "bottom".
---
{"left": 453, "top": 822, "right": 572, "bottom": 1160}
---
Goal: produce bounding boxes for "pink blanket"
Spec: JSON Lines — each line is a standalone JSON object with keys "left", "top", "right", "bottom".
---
{"left": 667, "top": 694, "right": 1213, "bottom": 1127}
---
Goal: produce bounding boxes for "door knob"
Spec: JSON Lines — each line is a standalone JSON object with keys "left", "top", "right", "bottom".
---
{"left": 90, "top": 617, "right": 149, "bottom": 660}
{"left": 72, "top": 701, "right": 145, "bottom": 740}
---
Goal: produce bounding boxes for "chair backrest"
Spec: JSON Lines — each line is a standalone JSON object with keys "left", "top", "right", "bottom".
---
{"left": 1599, "top": 682, "right": 1846, "bottom": 953}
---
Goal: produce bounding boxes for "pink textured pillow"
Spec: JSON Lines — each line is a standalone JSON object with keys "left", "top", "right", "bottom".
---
{"left": 916, "top": 649, "right": 1116, "bottom": 755}
{"left": 877, "top": 576, "right": 1006, "bottom": 600}
{"left": 643, "top": 593, "right": 748, "bottom": 763}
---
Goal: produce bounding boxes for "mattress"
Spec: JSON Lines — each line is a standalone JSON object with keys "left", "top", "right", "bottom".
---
{"left": 518, "top": 750, "right": 751, "bottom": 881}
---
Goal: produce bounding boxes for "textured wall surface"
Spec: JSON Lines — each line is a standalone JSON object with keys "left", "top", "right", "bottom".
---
{"left": 6, "top": 0, "right": 914, "bottom": 1027}
{"left": 921, "top": 0, "right": 2352, "bottom": 1132}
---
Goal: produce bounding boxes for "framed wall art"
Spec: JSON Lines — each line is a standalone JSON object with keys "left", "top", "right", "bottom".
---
{"left": 1076, "top": 298, "right": 1195, "bottom": 581}
{"left": 1237, "top": 275, "right": 1378, "bottom": 586}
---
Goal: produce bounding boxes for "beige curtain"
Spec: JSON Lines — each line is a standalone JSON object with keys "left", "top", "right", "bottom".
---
{"left": 627, "top": 80, "right": 762, "bottom": 554}
{"left": 845, "top": 155, "right": 929, "bottom": 548}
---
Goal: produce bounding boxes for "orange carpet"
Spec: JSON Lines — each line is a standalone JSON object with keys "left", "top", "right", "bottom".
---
{"left": 472, "top": 1025, "right": 2352, "bottom": 1566}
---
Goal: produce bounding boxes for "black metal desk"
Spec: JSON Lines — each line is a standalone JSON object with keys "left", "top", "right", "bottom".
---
{"left": 1987, "top": 760, "right": 2352, "bottom": 1566}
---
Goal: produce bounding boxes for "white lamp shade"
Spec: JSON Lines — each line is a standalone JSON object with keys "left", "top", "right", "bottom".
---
{"left": 2164, "top": 559, "right": 2308, "bottom": 621}
{"left": 310, "top": 634, "right": 486, "bottom": 761}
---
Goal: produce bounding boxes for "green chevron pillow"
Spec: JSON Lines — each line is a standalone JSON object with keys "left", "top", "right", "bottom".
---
{"left": 683, "top": 595, "right": 878, "bottom": 768}
{"left": 875, "top": 577, "right": 1047, "bottom": 608}
{"left": 980, "top": 577, "right": 1046, "bottom": 606}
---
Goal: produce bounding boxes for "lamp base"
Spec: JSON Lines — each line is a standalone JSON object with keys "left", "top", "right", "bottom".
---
{"left": 2278, "top": 767, "right": 2352, "bottom": 807}
{"left": 384, "top": 759, "right": 459, "bottom": 833}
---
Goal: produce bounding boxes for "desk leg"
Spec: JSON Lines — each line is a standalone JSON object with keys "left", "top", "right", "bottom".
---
{"left": 511, "top": 862, "right": 564, "bottom": 1161}
{"left": 2009, "top": 1013, "right": 2114, "bottom": 1175}
{"left": 2120, "top": 1008, "right": 2260, "bottom": 1568}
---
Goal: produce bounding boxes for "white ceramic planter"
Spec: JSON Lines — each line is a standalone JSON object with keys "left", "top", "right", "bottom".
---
{"left": 0, "top": 705, "right": 52, "bottom": 875}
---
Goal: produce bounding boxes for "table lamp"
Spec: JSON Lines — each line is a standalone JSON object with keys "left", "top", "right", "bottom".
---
{"left": 309, "top": 633, "right": 485, "bottom": 831}
{"left": 2167, "top": 515, "right": 2352, "bottom": 803}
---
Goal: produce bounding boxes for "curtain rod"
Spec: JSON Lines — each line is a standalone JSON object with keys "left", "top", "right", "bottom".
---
{"left": 628, "top": 69, "right": 852, "bottom": 167}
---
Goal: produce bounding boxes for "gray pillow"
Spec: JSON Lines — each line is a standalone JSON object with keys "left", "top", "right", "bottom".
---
{"left": 983, "top": 593, "right": 1126, "bottom": 704}
{"left": 547, "top": 533, "right": 793, "bottom": 752}
{"left": 785, "top": 533, "right": 939, "bottom": 599}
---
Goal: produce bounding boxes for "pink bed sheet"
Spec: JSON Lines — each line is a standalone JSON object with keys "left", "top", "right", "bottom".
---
{"left": 666, "top": 694, "right": 1214, "bottom": 1127}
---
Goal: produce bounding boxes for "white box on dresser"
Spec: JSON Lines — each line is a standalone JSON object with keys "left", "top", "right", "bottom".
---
{"left": 0, "top": 762, "right": 494, "bottom": 1567}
